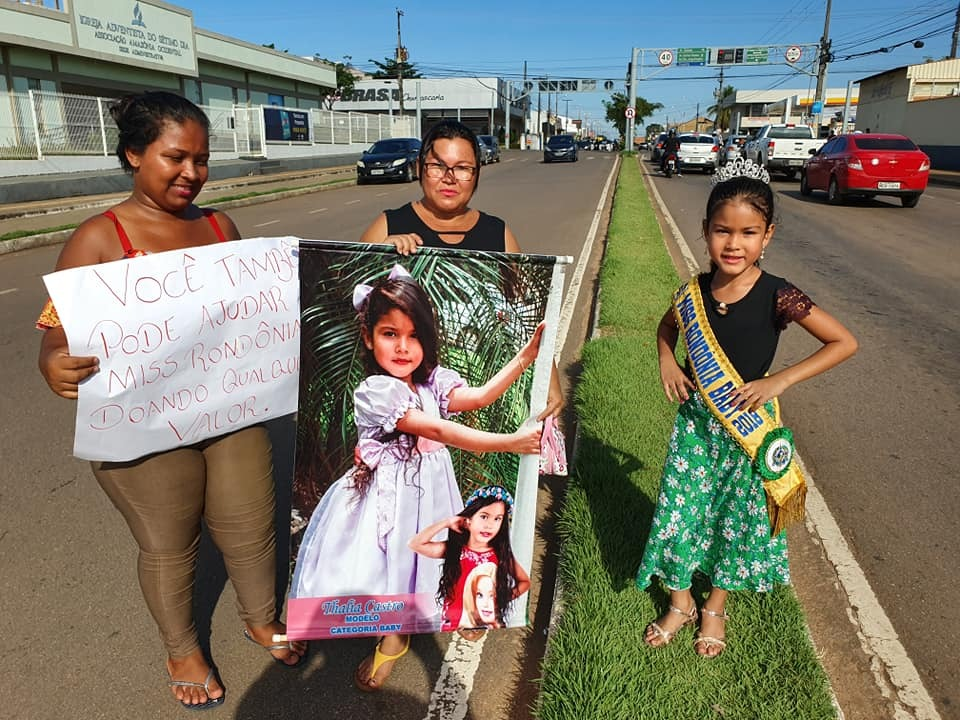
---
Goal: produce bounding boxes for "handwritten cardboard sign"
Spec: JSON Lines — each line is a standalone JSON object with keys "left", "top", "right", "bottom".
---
{"left": 43, "top": 237, "right": 301, "bottom": 461}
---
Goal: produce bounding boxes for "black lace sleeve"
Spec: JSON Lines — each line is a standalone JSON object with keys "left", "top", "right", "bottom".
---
{"left": 775, "top": 283, "right": 815, "bottom": 329}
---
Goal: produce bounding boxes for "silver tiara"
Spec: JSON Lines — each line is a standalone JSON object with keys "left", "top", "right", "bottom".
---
{"left": 711, "top": 156, "right": 770, "bottom": 185}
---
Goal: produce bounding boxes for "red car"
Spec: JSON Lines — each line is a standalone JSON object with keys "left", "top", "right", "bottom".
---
{"left": 800, "top": 133, "right": 930, "bottom": 208}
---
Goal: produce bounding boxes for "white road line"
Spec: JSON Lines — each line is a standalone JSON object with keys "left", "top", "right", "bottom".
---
{"left": 422, "top": 155, "right": 622, "bottom": 720}
{"left": 0, "top": 287, "right": 18, "bottom": 296}
{"left": 555, "top": 154, "right": 621, "bottom": 356}
{"left": 422, "top": 634, "right": 488, "bottom": 720}
{"left": 645, "top": 162, "right": 942, "bottom": 720}
{"left": 308, "top": 207, "right": 328, "bottom": 214}
{"left": 345, "top": 199, "right": 361, "bottom": 205}
{"left": 376, "top": 192, "right": 390, "bottom": 197}
{"left": 254, "top": 219, "right": 280, "bottom": 228}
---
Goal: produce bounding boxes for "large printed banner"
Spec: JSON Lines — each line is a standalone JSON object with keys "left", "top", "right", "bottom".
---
{"left": 43, "top": 237, "right": 301, "bottom": 461}
{"left": 286, "top": 242, "right": 568, "bottom": 640}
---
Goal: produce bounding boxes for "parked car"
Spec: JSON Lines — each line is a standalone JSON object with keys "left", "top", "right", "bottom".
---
{"left": 677, "top": 133, "right": 719, "bottom": 173}
{"left": 356, "top": 137, "right": 421, "bottom": 184}
{"left": 650, "top": 132, "right": 668, "bottom": 162}
{"left": 477, "top": 135, "right": 501, "bottom": 164}
{"left": 800, "top": 133, "right": 930, "bottom": 208}
{"left": 544, "top": 134, "right": 578, "bottom": 163}
{"left": 719, "top": 134, "right": 749, "bottom": 165}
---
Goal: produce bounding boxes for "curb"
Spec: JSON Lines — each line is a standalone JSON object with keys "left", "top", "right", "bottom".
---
{"left": 0, "top": 176, "right": 356, "bottom": 256}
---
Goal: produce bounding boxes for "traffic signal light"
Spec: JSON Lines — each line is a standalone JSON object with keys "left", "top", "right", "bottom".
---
{"left": 716, "top": 48, "right": 745, "bottom": 64}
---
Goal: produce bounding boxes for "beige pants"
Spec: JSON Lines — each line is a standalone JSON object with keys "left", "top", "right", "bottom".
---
{"left": 92, "top": 425, "right": 277, "bottom": 658}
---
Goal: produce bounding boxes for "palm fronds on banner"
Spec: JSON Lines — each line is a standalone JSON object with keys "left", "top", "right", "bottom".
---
{"left": 292, "top": 243, "right": 555, "bottom": 546}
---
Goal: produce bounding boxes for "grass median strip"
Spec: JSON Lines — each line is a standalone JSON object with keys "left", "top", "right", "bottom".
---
{"left": 535, "top": 157, "right": 835, "bottom": 720}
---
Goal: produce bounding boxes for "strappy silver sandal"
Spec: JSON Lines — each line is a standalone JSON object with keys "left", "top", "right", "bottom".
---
{"left": 694, "top": 607, "right": 730, "bottom": 658}
{"left": 167, "top": 667, "right": 225, "bottom": 711}
{"left": 242, "top": 629, "right": 307, "bottom": 668}
{"left": 644, "top": 603, "right": 699, "bottom": 647}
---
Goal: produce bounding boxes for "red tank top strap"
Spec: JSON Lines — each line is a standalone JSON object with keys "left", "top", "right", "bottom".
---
{"left": 102, "top": 210, "right": 137, "bottom": 257}
{"left": 202, "top": 208, "right": 228, "bottom": 242}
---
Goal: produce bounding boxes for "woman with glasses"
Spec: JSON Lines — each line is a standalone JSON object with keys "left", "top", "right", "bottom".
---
{"left": 360, "top": 120, "right": 517, "bottom": 254}
{"left": 353, "top": 120, "right": 565, "bottom": 691}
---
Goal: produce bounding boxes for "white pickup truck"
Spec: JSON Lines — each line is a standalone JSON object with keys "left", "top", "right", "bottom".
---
{"left": 744, "top": 124, "right": 825, "bottom": 179}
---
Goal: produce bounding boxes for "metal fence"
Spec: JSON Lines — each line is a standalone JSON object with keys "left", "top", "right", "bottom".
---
{"left": 0, "top": 90, "right": 413, "bottom": 160}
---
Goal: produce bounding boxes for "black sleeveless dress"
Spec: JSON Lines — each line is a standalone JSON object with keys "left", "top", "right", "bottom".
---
{"left": 384, "top": 202, "right": 506, "bottom": 251}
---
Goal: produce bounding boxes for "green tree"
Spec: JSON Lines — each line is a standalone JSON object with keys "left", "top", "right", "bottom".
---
{"left": 369, "top": 57, "right": 422, "bottom": 79}
{"left": 646, "top": 122, "right": 664, "bottom": 137}
{"left": 708, "top": 85, "right": 737, "bottom": 130}
{"left": 314, "top": 56, "right": 358, "bottom": 109}
{"left": 603, "top": 93, "right": 662, "bottom": 140}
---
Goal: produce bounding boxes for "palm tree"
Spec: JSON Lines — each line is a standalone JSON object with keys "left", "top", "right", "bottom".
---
{"left": 708, "top": 85, "right": 737, "bottom": 131}
{"left": 292, "top": 245, "right": 554, "bottom": 540}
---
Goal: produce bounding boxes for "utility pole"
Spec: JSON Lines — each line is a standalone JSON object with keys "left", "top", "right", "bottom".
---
{"left": 626, "top": 47, "right": 638, "bottom": 152}
{"left": 396, "top": 8, "right": 406, "bottom": 114}
{"left": 537, "top": 79, "right": 542, "bottom": 148}
{"left": 716, "top": 65, "right": 724, "bottom": 130}
{"left": 952, "top": 0, "right": 960, "bottom": 58}
{"left": 813, "top": 0, "right": 833, "bottom": 135}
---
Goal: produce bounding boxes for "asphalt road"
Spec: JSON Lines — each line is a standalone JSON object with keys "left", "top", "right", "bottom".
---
{"left": 0, "top": 150, "right": 617, "bottom": 720}
{"left": 645, "top": 159, "right": 960, "bottom": 720}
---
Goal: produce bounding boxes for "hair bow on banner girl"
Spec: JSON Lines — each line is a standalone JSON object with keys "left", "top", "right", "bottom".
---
{"left": 353, "top": 264, "right": 413, "bottom": 311}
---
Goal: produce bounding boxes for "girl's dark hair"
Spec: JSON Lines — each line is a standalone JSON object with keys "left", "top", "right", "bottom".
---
{"left": 418, "top": 120, "right": 481, "bottom": 187}
{"left": 350, "top": 276, "right": 439, "bottom": 497}
{"left": 358, "top": 277, "right": 439, "bottom": 383}
{"left": 438, "top": 494, "right": 517, "bottom": 627}
{"left": 109, "top": 91, "right": 210, "bottom": 173}
{"left": 704, "top": 176, "right": 775, "bottom": 229}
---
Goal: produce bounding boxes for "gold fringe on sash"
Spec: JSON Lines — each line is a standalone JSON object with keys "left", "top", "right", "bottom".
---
{"left": 763, "top": 466, "right": 807, "bottom": 536}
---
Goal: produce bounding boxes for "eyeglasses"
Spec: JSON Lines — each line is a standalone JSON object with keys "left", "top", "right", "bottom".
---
{"left": 423, "top": 161, "right": 477, "bottom": 181}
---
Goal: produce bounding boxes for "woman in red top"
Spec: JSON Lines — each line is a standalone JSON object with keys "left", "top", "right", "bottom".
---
{"left": 37, "top": 91, "right": 305, "bottom": 710}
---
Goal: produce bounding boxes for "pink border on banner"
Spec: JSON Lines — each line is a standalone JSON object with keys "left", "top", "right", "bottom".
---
{"left": 286, "top": 593, "right": 443, "bottom": 640}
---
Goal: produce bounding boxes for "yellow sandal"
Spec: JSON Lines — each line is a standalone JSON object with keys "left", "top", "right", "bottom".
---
{"left": 354, "top": 635, "right": 410, "bottom": 692}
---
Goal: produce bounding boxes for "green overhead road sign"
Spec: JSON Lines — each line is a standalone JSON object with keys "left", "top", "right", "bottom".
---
{"left": 745, "top": 47, "right": 769, "bottom": 64}
{"left": 676, "top": 48, "right": 708, "bottom": 66}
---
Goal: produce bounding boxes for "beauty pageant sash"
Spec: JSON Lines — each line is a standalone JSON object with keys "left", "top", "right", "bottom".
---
{"left": 673, "top": 278, "right": 806, "bottom": 535}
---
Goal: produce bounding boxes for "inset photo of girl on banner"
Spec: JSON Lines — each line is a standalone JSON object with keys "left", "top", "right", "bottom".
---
{"left": 286, "top": 242, "right": 568, "bottom": 641}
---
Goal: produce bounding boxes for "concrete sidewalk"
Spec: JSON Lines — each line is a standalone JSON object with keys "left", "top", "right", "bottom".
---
{"left": 0, "top": 164, "right": 357, "bottom": 254}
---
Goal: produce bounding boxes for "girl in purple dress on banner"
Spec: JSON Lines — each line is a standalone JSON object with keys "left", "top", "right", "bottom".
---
{"left": 290, "top": 266, "right": 542, "bottom": 689}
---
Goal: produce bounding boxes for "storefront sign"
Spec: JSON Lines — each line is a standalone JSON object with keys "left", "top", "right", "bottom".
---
{"left": 334, "top": 78, "right": 499, "bottom": 112}
{"left": 71, "top": 0, "right": 197, "bottom": 75}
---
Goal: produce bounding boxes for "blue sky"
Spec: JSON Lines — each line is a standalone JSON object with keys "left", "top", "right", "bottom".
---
{"left": 185, "top": 0, "right": 957, "bottom": 136}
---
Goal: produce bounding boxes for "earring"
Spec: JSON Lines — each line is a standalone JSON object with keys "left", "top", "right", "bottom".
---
{"left": 760, "top": 249, "right": 765, "bottom": 261}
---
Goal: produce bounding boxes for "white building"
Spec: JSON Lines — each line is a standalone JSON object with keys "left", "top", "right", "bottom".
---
{"left": 856, "top": 58, "right": 960, "bottom": 170}
{"left": 333, "top": 77, "right": 525, "bottom": 146}
{"left": 723, "top": 87, "right": 859, "bottom": 135}
{"left": 0, "top": 0, "right": 335, "bottom": 109}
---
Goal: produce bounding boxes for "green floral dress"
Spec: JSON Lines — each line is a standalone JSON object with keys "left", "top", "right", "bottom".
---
{"left": 635, "top": 391, "right": 790, "bottom": 592}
